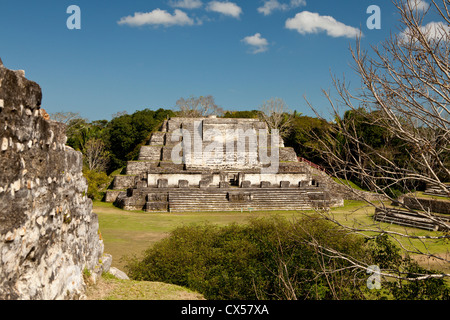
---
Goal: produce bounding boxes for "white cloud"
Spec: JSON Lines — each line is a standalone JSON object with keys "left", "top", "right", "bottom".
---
{"left": 118, "top": 9, "right": 195, "bottom": 27}
{"left": 285, "top": 11, "right": 362, "bottom": 38}
{"left": 422, "top": 21, "right": 450, "bottom": 40}
{"left": 401, "top": 21, "right": 450, "bottom": 42}
{"left": 169, "top": 0, "right": 203, "bottom": 9}
{"left": 258, "top": 0, "right": 306, "bottom": 16}
{"left": 206, "top": 1, "right": 242, "bottom": 18}
{"left": 258, "top": 0, "right": 288, "bottom": 15}
{"left": 407, "top": 0, "right": 430, "bottom": 12}
{"left": 242, "top": 33, "right": 269, "bottom": 54}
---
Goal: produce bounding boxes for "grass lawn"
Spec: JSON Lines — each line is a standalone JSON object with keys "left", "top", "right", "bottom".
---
{"left": 93, "top": 200, "right": 450, "bottom": 274}
{"left": 85, "top": 273, "right": 204, "bottom": 300}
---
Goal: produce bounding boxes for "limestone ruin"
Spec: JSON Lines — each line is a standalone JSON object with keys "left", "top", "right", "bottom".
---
{"left": 106, "top": 116, "right": 344, "bottom": 212}
{"left": 0, "top": 59, "right": 108, "bottom": 299}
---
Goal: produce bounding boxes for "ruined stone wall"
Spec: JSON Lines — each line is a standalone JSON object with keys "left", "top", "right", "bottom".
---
{"left": 403, "top": 196, "right": 450, "bottom": 215}
{"left": 0, "top": 60, "right": 106, "bottom": 299}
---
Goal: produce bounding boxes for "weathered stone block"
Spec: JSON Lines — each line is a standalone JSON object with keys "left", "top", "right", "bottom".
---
{"left": 147, "top": 193, "right": 168, "bottom": 202}
{"left": 146, "top": 202, "right": 168, "bottom": 212}
{"left": 199, "top": 180, "right": 210, "bottom": 188}
{"left": 278, "top": 162, "right": 306, "bottom": 173}
{"left": 164, "top": 132, "right": 181, "bottom": 146}
{"left": 168, "top": 118, "right": 184, "bottom": 131}
{"left": 108, "top": 267, "right": 130, "bottom": 280}
{"left": 136, "top": 181, "right": 147, "bottom": 189}
{"left": 228, "top": 192, "right": 252, "bottom": 202}
{"left": 308, "top": 192, "right": 330, "bottom": 200}
{"left": 178, "top": 180, "right": 189, "bottom": 188}
{"left": 161, "top": 147, "right": 174, "bottom": 161}
{"left": 126, "top": 161, "right": 159, "bottom": 175}
{"left": 280, "top": 181, "right": 290, "bottom": 188}
{"left": 241, "top": 180, "right": 251, "bottom": 188}
{"left": 149, "top": 132, "right": 165, "bottom": 145}
{"left": 157, "top": 179, "right": 168, "bottom": 188}
{"left": 299, "top": 180, "right": 309, "bottom": 188}
{"left": 104, "top": 190, "right": 126, "bottom": 203}
{"left": 260, "top": 181, "right": 271, "bottom": 188}
{"left": 159, "top": 161, "right": 184, "bottom": 171}
{"left": 138, "top": 146, "right": 162, "bottom": 161}
{"left": 112, "top": 175, "right": 136, "bottom": 190}
{"left": 279, "top": 147, "right": 298, "bottom": 162}
{"left": 219, "top": 181, "right": 230, "bottom": 188}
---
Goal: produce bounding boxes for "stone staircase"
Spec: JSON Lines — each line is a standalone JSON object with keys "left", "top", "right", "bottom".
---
{"left": 373, "top": 208, "right": 450, "bottom": 231}
{"left": 423, "top": 184, "right": 450, "bottom": 197}
{"left": 139, "top": 188, "right": 338, "bottom": 212}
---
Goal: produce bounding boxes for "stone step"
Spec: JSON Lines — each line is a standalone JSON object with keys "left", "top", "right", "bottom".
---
{"left": 169, "top": 192, "right": 312, "bottom": 196}
{"left": 169, "top": 196, "right": 311, "bottom": 202}
{"left": 169, "top": 199, "right": 311, "bottom": 203}
{"left": 374, "top": 214, "right": 438, "bottom": 231}
{"left": 169, "top": 204, "right": 311, "bottom": 208}
{"left": 168, "top": 207, "right": 312, "bottom": 212}
{"left": 169, "top": 199, "right": 311, "bottom": 204}
{"left": 169, "top": 201, "right": 310, "bottom": 209}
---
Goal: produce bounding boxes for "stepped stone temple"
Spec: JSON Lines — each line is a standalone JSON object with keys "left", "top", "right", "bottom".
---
{"left": 105, "top": 116, "right": 344, "bottom": 212}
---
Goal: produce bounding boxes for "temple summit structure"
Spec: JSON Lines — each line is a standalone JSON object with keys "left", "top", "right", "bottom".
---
{"left": 105, "top": 116, "right": 344, "bottom": 212}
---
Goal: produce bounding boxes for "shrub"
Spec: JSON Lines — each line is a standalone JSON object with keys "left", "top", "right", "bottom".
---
{"left": 125, "top": 216, "right": 371, "bottom": 300}
{"left": 126, "top": 217, "right": 450, "bottom": 300}
{"left": 82, "top": 168, "right": 110, "bottom": 200}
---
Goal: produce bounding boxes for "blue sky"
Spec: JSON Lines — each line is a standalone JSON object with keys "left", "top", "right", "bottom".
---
{"left": 0, "top": 1, "right": 441, "bottom": 121}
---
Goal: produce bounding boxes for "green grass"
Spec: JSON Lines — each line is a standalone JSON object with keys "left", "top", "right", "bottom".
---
{"left": 411, "top": 191, "right": 450, "bottom": 201}
{"left": 332, "top": 177, "right": 366, "bottom": 191}
{"left": 93, "top": 200, "right": 450, "bottom": 274}
{"left": 86, "top": 273, "right": 204, "bottom": 300}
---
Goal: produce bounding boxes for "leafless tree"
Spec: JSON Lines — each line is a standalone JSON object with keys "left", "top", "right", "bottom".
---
{"left": 175, "top": 95, "right": 224, "bottom": 117}
{"left": 49, "top": 111, "right": 83, "bottom": 124}
{"left": 258, "top": 97, "right": 294, "bottom": 138}
{"left": 83, "top": 138, "right": 110, "bottom": 172}
{"left": 304, "top": 0, "right": 450, "bottom": 283}
{"left": 112, "top": 110, "right": 128, "bottom": 119}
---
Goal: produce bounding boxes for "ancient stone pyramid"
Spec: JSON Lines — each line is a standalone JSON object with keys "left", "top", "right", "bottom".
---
{"left": 105, "top": 116, "right": 343, "bottom": 212}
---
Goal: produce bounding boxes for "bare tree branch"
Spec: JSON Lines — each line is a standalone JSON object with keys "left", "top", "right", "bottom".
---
{"left": 258, "top": 97, "right": 294, "bottom": 138}
{"left": 175, "top": 95, "right": 224, "bottom": 117}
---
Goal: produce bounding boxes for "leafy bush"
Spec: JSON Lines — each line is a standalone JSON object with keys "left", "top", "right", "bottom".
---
{"left": 82, "top": 168, "right": 110, "bottom": 200}
{"left": 125, "top": 216, "right": 371, "bottom": 300}
{"left": 126, "top": 217, "right": 450, "bottom": 300}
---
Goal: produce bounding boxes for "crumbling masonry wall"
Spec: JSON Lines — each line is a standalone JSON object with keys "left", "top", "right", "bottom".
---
{"left": 0, "top": 59, "right": 106, "bottom": 299}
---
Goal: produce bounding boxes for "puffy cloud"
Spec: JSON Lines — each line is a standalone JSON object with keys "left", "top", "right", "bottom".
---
{"left": 242, "top": 33, "right": 269, "bottom": 54}
{"left": 117, "top": 9, "right": 195, "bottom": 27}
{"left": 285, "top": 11, "right": 361, "bottom": 38}
{"left": 169, "top": 0, "right": 203, "bottom": 9}
{"left": 258, "top": 0, "right": 306, "bottom": 16}
{"left": 407, "top": 0, "right": 430, "bottom": 12}
{"left": 401, "top": 21, "right": 450, "bottom": 42}
{"left": 206, "top": 1, "right": 242, "bottom": 18}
